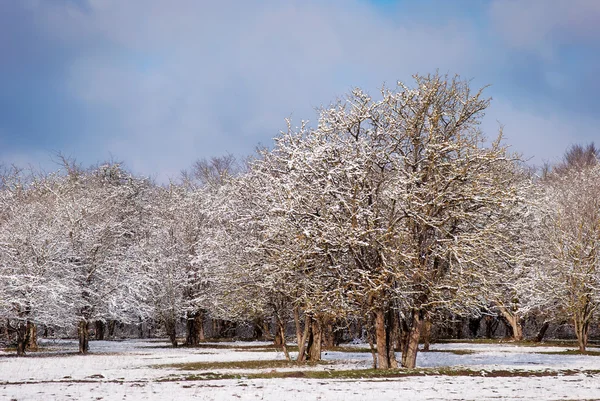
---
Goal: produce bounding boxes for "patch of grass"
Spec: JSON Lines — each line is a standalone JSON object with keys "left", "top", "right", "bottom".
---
{"left": 430, "top": 349, "right": 477, "bottom": 355}
{"left": 539, "top": 349, "right": 600, "bottom": 356}
{"left": 156, "top": 359, "right": 331, "bottom": 370}
{"left": 157, "top": 367, "right": 600, "bottom": 382}
{"left": 325, "top": 346, "right": 372, "bottom": 353}
{"left": 435, "top": 338, "right": 600, "bottom": 348}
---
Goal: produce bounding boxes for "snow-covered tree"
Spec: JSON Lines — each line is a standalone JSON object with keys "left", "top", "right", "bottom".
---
{"left": 541, "top": 161, "right": 600, "bottom": 352}
{"left": 249, "top": 74, "right": 526, "bottom": 368}
{"left": 0, "top": 171, "right": 74, "bottom": 355}
{"left": 52, "top": 162, "right": 153, "bottom": 353}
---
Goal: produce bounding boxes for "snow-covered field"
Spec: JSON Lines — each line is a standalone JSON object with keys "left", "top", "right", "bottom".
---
{"left": 1, "top": 339, "right": 600, "bottom": 400}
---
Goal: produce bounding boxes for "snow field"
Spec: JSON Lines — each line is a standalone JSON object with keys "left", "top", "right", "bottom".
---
{"left": 1, "top": 339, "right": 600, "bottom": 400}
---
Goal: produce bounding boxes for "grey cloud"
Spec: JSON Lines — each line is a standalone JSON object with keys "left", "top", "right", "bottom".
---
{"left": 6, "top": 0, "right": 598, "bottom": 181}
{"left": 489, "top": 0, "right": 600, "bottom": 53}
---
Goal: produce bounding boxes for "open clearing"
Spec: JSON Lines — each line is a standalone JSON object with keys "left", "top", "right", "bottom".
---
{"left": 2, "top": 339, "right": 600, "bottom": 400}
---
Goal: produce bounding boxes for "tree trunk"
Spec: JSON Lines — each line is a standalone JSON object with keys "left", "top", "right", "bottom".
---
{"left": 26, "top": 321, "right": 38, "bottom": 351}
{"left": 293, "top": 307, "right": 303, "bottom": 346}
{"left": 296, "top": 314, "right": 311, "bottom": 363}
{"left": 138, "top": 318, "right": 145, "bottom": 339}
{"left": 307, "top": 317, "right": 322, "bottom": 361}
{"left": 95, "top": 320, "right": 105, "bottom": 340}
{"left": 498, "top": 306, "right": 523, "bottom": 341}
{"left": 367, "top": 325, "right": 378, "bottom": 369}
{"left": 186, "top": 310, "right": 205, "bottom": 346}
{"left": 373, "top": 307, "right": 397, "bottom": 369}
{"left": 165, "top": 318, "right": 178, "bottom": 347}
{"left": 401, "top": 309, "right": 422, "bottom": 369}
{"left": 14, "top": 321, "right": 30, "bottom": 356}
{"left": 574, "top": 317, "right": 589, "bottom": 353}
{"left": 421, "top": 315, "right": 432, "bottom": 352}
{"left": 107, "top": 320, "right": 116, "bottom": 338}
{"left": 323, "top": 317, "right": 335, "bottom": 348}
{"left": 485, "top": 316, "right": 499, "bottom": 339}
{"left": 534, "top": 321, "right": 550, "bottom": 343}
{"left": 275, "top": 318, "right": 291, "bottom": 361}
{"left": 468, "top": 317, "right": 482, "bottom": 338}
{"left": 252, "top": 319, "right": 263, "bottom": 340}
{"left": 78, "top": 320, "right": 89, "bottom": 354}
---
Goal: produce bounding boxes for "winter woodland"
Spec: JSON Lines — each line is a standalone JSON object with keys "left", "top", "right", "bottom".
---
{"left": 2, "top": 74, "right": 600, "bottom": 370}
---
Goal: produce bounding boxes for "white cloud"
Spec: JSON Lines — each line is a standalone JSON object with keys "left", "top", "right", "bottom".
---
{"left": 483, "top": 97, "right": 599, "bottom": 166}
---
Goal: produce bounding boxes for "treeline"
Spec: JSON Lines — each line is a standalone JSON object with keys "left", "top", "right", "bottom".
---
{"left": 1, "top": 74, "right": 599, "bottom": 369}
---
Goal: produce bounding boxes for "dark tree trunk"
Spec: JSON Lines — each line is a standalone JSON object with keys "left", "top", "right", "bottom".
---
{"left": 138, "top": 318, "right": 145, "bottom": 339}
{"left": 186, "top": 310, "right": 205, "bottom": 346}
{"left": 454, "top": 315, "right": 463, "bottom": 339}
{"left": 485, "top": 316, "right": 499, "bottom": 338}
{"left": 401, "top": 309, "right": 422, "bottom": 369}
{"left": 534, "top": 321, "right": 550, "bottom": 343}
{"left": 164, "top": 317, "right": 178, "bottom": 347}
{"left": 253, "top": 319, "right": 264, "bottom": 340}
{"left": 95, "top": 321, "right": 105, "bottom": 340}
{"left": 78, "top": 320, "right": 89, "bottom": 354}
{"left": 14, "top": 321, "right": 30, "bottom": 356}
{"left": 468, "top": 317, "right": 482, "bottom": 338}
{"left": 353, "top": 318, "right": 363, "bottom": 341}
{"left": 107, "top": 320, "right": 117, "bottom": 338}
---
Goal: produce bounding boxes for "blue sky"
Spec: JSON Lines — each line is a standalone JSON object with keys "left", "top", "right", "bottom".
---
{"left": 1, "top": 0, "right": 599, "bottom": 181}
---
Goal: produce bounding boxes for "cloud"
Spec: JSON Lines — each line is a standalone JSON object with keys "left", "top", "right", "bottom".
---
{"left": 18, "top": 0, "right": 477, "bottom": 181}
{"left": 489, "top": 0, "right": 600, "bottom": 54}
{"left": 2, "top": 0, "right": 599, "bottom": 182}
{"left": 483, "top": 97, "right": 599, "bottom": 166}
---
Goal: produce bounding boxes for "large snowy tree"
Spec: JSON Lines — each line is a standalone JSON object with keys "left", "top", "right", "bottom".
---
{"left": 250, "top": 74, "right": 526, "bottom": 368}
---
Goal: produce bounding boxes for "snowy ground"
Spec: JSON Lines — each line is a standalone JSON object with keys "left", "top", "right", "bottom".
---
{"left": 1, "top": 339, "right": 600, "bottom": 400}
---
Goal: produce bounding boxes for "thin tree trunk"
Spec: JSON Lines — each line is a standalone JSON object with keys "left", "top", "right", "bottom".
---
{"left": 26, "top": 321, "right": 38, "bottom": 351}
{"left": 293, "top": 307, "right": 303, "bottom": 346}
{"left": 296, "top": 314, "right": 311, "bottom": 363}
{"left": 367, "top": 326, "right": 377, "bottom": 369}
{"left": 78, "top": 320, "right": 89, "bottom": 354}
{"left": 401, "top": 309, "right": 422, "bottom": 369}
{"left": 534, "top": 321, "right": 550, "bottom": 343}
{"left": 276, "top": 318, "right": 291, "bottom": 361}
